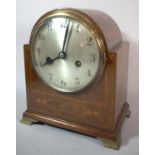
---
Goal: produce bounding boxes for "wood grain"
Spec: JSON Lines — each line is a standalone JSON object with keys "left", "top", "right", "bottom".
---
{"left": 23, "top": 41, "right": 129, "bottom": 133}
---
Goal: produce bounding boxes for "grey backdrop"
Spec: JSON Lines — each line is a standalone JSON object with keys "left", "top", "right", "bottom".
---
{"left": 17, "top": 0, "right": 139, "bottom": 155}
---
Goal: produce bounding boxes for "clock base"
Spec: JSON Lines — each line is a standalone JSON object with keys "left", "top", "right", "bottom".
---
{"left": 20, "top": 118, "right": 122, "bottom": 150}
{"left": 21, "top": 103, "right": 130, "bottom": 150}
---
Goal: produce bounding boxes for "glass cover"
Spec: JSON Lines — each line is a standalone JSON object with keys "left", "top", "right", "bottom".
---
{"left": 30, "top": 16, "right": 101, "bottom": 92}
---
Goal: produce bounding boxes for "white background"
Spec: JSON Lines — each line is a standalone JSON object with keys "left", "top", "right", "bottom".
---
{"left": 16, "top": 0, "right": 139, "bottom": 155}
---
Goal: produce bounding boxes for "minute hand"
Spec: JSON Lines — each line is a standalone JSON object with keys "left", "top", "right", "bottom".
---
{"left": 61, "top": 19, "right": 73, "bottom": 53}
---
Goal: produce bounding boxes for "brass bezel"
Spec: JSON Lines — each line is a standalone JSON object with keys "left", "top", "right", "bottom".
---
{"left": 29, "top": 8, "right": 107, "bottom": 93}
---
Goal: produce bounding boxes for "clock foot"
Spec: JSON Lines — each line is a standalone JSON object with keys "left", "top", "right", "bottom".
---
{"left": 102, "top": 137, "right": 121, "bottom": 150}
{"left": 20, "top": 117, "right": 38, "bottom": 126}
{"left": 99, "top": 130, "right": 121, "bottom": 150}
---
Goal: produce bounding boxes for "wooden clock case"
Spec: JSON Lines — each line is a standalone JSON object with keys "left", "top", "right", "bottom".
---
{"left": 21, "top": 9, "right": 130, "bottom": 150}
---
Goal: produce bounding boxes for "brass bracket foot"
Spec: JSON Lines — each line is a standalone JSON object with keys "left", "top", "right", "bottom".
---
{"left": 98, "top": 131, "right": 121, "bottom": 150}
{"left": 20, "top": 117, "right": 38, "bottom": 126}
{"left": 102, "top": 138, "right": 121, "bottom": 150}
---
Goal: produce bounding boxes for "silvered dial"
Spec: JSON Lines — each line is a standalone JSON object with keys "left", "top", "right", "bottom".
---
{"left": 30, "top": 16, "right": 101, "bottom": 92}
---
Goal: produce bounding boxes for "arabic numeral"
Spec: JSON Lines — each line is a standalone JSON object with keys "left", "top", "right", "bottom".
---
{"left": 36, "top": 48, "right": 41, "bottom": 54}
{"left": 38, "top": 34, "right": 45, "bottom": 41}
{"left": 48, "top": 73, "right": 53, "bottom": 80}
{"left": 87, "top": 37, "right": 93, "bottom": 46}
{"left": 88, "top": 70, "right": 92, "bottom": 77}
{"left": 75, "top": 78, "right": 80, "bottom": 86}
{"left": 61, "top": 80, "right": 66, "bottom": 86}
{"left": 76, "top": 24, "right": 81, "bottom": 33}
{"left": 61, "top": 19, "right": 68, "bottom": 28}
{"left": 48, "top": 21, "right": 53, "bottom": 31}
{"left": 90, "top": 53, "right": 96, "bottom": 62}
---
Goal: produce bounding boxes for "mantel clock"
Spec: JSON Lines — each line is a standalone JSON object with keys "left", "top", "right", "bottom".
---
{"left": 21, "top": 8, "right": 130, "bottom": 150}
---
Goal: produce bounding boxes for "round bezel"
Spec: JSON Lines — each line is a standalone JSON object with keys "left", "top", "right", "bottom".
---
{"left": 30, "top": 8, "right": 107, "bottom": 93}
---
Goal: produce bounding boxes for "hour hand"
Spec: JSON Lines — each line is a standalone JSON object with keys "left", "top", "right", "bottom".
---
{"left": 42, "top": 56, "right": 57, "bottom": 66}
{"left": 45, "top": 57, "right": 54, "bottom": 64}
{"left": 41, "top": 52, "right": 66, "bottom": 66}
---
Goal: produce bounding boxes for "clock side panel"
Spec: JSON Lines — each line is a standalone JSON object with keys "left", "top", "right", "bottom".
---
{"left": 114, "top": 42, "right": 129, "bottom": 123}
{"left": 23, "top": 44, "right": 117, "bottom": 131}
{"left": 23, "top": 45, "right": 33, "bottom": 108}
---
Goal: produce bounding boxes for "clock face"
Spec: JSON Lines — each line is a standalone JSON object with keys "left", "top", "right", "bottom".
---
{"left": 30, "top": 16, "right": 103, "bottom": 92}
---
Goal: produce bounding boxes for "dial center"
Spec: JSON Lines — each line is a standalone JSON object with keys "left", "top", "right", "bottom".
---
{"left": 75, "top": 60, "right": 82, "bottom": 67}
{"left": 59, "top": 51, "right": 66, "bottom": 58}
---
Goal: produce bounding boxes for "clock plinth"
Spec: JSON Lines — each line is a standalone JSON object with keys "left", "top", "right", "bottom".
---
{"left": 21, "top": 106, "right": 130, "bottom": 150}
{"left": 21, "top": 102, "right": 129, "bottom": 150}
{"left": 21, "top": 8, "right": 130, "bottom": 150}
